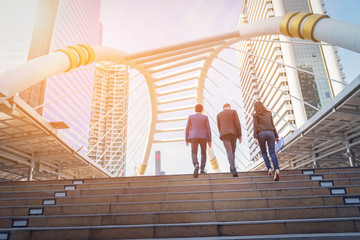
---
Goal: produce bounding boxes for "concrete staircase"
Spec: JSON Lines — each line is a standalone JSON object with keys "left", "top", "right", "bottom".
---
{"left": 0, "top": 167, "right": 360, "bottom": 239}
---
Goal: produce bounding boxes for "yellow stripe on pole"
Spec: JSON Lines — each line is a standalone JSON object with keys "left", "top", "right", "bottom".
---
{"left": 280, "top": 12, "right": 330, "bottom": 42}
{"left": 78, "top": 44, "right": 96, "bottom": 65}
{"left": 55, "top": 44, "right": 96, "bottom": 72}
{"left": 289, "top": 12, "right": 312, "bottom": 39}
{"left": 138, "top": 163, "right": 147, "bottom": 175}
{"left": 302, "top": 14, "right": 330, "bottom": 42}
{"left": 209, "top": 157, "right": 219, "bottom": 170}
{"left": 55, "top": 48, "right": 79, "bottom": 72}
{"left": 279, "top": 12, "right": 299, "bottom": 37}
{"left": 67, "top": 45, "right": 88, "bottom": 67}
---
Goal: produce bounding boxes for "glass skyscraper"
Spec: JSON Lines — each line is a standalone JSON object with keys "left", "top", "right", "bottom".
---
{"left": 237, "top": 0, "right": 345, "bottom": 165}
{"left": 17, "top": 0, "right": 60, "bottom": 115}
{"left": 5, "top": 0, "right": 103, "bottom": 151}
{"left": 1, "top": 0, "right": 132, "bottom": 176}
{"left": 88, "top": 64, "right": 129, "bottom": 176}
{"left": 282, "top": 0, "right": 334, "bottom": 119}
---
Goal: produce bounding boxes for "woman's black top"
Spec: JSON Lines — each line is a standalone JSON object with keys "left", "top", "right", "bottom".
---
{"left": 253, "top": 111, "right": 279, "bottom": 139}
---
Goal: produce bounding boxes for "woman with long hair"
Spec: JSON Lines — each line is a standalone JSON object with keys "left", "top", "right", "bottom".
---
{"left": 253, "top": 101, "right": 280, "bottom": 181}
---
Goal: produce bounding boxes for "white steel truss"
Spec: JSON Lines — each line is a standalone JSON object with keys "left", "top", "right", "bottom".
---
{"left": 0, "top": 13, "right": 360, "bottom": 178}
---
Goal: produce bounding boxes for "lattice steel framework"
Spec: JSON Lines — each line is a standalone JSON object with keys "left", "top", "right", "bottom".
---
{"left": 0, "top": 13, "right": 360, "bottom": 179}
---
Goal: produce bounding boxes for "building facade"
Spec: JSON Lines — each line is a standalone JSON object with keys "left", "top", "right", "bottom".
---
{"left": 0, "top": 0, "right": 38, "bottom": 73}
{"left": 236, "top": 0, "right": 345, "bottom": 166}
{"left": 41, "top": 0, "right": 103, "bottom": 151}
{"left": 5, "top": 0, "right": 103, "bottom": 150}
{"left": 2, "top": 0, "right": 131, "bottom": 176}
{"left": 88, "top": 64, "right": 129, "bottom": 176}
{"left": 17, "top": 0, "right": 60, "bottom": 114}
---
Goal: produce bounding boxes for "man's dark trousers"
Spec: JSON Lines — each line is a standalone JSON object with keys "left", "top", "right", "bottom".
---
{"left": 191, "top": 138, "right": 207, "bottom": 171}
{"left": 221, "top": 134, "right": 237, "bottom": 173}
{"left": 217, "top": 108, "right": 241, "bottom": 175}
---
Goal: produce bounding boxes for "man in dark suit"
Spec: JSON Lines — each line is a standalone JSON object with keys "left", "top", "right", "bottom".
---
{"left": 217, "top": 103, "right": 242, "bottom": 177}
{"left": 185, "top": 104, "right": 212, "bottom": 178}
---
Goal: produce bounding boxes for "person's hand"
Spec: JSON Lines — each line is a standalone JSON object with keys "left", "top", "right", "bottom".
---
{"left": 208, "top": 142, "right": 212, "bottom": 147}
{"left": 238, "top": 137, "right": 242, "bottom": 144}
{"left": 275, "top": 138, "right": 279, "bottom": 143}
{"left": 186, "top": 141, "right": 189, "bottom": 146}
{"left": 254, "top": 139, "right": 258, "bottom": 145}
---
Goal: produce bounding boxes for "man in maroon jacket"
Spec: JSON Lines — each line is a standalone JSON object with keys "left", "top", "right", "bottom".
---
{"left": 217, "top": 103, "right": 242, "bottom": 177}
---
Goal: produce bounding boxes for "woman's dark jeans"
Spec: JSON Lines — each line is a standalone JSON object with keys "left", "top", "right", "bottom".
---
{"left": 258, "top": 131, "right": 279, "bottom": 171}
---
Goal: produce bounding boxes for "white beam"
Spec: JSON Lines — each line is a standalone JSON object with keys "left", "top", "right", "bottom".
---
{"left": 157, "top": 85, "right": 197, "bottom": 96}
{"left": 125, "top": 31, "right": 239, "bottom": 61}
{"left": 135, "top": 41, "right": 225, "bottom": 64}
{"left": 155, "top": 76, "right": 197, "bottom": 88}
{"left": 153, "top": 66, "right": 202, "bottom": 82}
{"left": 153, "top": 138, "right": 184, "bottom": 143}
{"left": 157, "top": 116, "right": 188, "bottom": 123}
{"left": 155, "top": 127, "right": 185, "bottom": 133}
{"left": 158, "top": 105, "right": 193, "bottom": 114}
{"left": 149, "top": 55, "right": 208, "bottom": 74}
{"left": 157, "top": 95, "right": 196, "bottom": 105}
{"left": 143, "top": 48, "right": 214, "bottom": 69}
{"left": 313, "top": 19, "right": 360, "bottom": 54}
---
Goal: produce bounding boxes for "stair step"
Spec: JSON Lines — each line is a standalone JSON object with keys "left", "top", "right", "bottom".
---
{"left": 1, "top": 193, "right": 359, "bottom": 217}
{"left": 1, "top": 205, "right": 359, "bottom": 228}
{"left": 1, "top": 183, "right": 359, "bottom": 208}
{"left": 1, "top": 174, "right": 359, "bottom": 194}
{"left": 1, "top": 170, "right": 360, "bottom": 191}
{"left": 0, "top": 173, "right": 360, "bottom": 195}
{"left": 0, "top": 217, "right": 359, "bottom": 239}
{"left": 1, "top": 167, "right": 360, "bottom": 239}
{"left": 128, "top": 232, "right": 360, "bottom": 239}
{"left": 1, "top": 167, "right": 359, "bottom": 188}
{"left": 1, "top": 178, "right": 360, "bottom": 199}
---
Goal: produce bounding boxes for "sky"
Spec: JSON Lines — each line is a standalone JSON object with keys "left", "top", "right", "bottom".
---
{"left": 100, "top": 0, "right": 243, "bottom": 52}
{"left": 99, "top": 0, "right": 360, "bottom": 176}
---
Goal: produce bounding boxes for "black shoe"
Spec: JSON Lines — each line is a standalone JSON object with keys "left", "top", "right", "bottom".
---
{"left": 200, "top": 170, "right": 205, "bottom": 174}
{"left": 193, "top": 166, "right": 199, "bottom": 178}
{"left": 232, "top": 172, "right": 238, "bottom": 177}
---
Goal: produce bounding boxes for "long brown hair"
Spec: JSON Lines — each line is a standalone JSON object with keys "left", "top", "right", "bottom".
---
{"left": 254, "top": 101, "right": 268, "bottom": 114}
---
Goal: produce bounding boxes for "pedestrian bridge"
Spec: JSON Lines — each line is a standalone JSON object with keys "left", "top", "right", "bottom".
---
{"left": 0, "top": 12, "right": 359, "bottom": 181}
